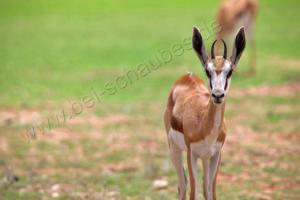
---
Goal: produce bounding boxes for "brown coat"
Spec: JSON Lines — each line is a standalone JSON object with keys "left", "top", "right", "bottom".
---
{"left": 164, "top": 73, "right": 226, "bottom": 146}
{"left": 217, "top": 0, "right": 258, "bottom": 39}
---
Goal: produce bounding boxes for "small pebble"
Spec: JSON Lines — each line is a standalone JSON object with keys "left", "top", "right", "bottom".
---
{"left": 51, "top": 184, "right": 60, "bottom": 192}
{"left": 153, "top": 179, "right": 168, "bottom": 190}
{"left": 51, "top": 192, "right": 60, "bottom": 198}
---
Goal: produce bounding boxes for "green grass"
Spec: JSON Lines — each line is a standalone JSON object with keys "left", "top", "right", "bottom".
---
{"left": 0, "top": 0, "right": 299, "bottom": 107}
{"left": 0, "top": 0, "right": 300, "bottom": 199}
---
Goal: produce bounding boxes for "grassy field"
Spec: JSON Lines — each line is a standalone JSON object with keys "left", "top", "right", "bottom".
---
{"left": 0, "top": 0, "right": 300, "bottom": 199}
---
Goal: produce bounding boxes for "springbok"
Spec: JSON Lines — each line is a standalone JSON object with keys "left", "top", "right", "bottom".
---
{"left": 217, "top": 0, "right": 257, "bottom": 74}
{"left": 164, "top": 27, "right": 246, "bottom": 200}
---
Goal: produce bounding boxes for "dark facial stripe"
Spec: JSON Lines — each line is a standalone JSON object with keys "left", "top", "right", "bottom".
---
{"left": 205, "top": 69, "right": 211, "bottom": 78}
{"left": 205, "top": 69, "right": 213, "bottom": 89}
{"left": 224, "top": 78, "right": 228, "bottom": 90}
{"left": 227, "top": 69, "right": 233, "bottom": 78}
{"left": 224, "top": 69, "right": 233, "bottom": 90}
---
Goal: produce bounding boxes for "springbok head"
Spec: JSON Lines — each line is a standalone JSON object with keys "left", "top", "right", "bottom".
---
{"left": 192, "top": 26, "right": 246, "bottom": 104}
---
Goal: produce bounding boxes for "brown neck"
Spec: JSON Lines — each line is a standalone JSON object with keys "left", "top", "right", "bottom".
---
{"left": 206, "top": 98, "right": 226, "bottom": 132}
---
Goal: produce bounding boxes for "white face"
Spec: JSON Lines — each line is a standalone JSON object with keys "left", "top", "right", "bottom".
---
{"left": 206, "top": 60, "right": 233, "bottom": 104}
{"left": 192, "top": 26, "right": 246, "bottom": 105}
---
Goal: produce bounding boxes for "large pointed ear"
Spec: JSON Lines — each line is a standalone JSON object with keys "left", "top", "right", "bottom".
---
{"left": 192, "top": 26, "right": 208, "bottom": 67}
{"left": 231, "top": 27, "right": 246, "bottom": 67}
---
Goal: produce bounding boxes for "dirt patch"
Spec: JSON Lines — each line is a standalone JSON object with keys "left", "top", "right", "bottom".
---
{"left": 225, "top": 126, "right": 300, "bottom": 159}
{"left": 221, "top": 125, "right": 300, "bottom": 189}
{"left": 0, "top": 108, "right": 130, "bottom": 142}
{"left": 218, "top": 172, "right": 250, "bottom": 183}
{"left": 36, "top": 114, "right": 130, "bottom": 142}
{"left": 0, "top": 110, "right": 41, "bottom": 127}
{"left": 36, "top": 128, "right": 102, "bottom": 141}
{"left": 0, "top": 140, "right": 8, "bottom": 153}
{"left": 105, "top": 133, "right": 131, "bottom": 151}
{"left": 102, "top": 162, "right": 137, "bottom": 173}
{"left": 230, "top": 82, "right": 300, "bottom": 97}
{"left": 68, "top": 114, "right": 129, "bottom": 128}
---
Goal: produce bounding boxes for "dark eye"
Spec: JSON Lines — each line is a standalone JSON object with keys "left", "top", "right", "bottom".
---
{"left": 227, "top": 69, "right": 233, "bottom": 78}
{"left": 205, "top": 69, "right": 211, "bottom": 78}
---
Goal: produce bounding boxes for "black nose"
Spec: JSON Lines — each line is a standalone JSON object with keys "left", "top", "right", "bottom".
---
{"left": 212, "top": 93, "right": 225, "bottom": 99}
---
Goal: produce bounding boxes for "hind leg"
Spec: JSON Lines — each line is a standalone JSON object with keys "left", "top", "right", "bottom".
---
{"left": 170, "top": 140, "right": 187, "bottom": 200}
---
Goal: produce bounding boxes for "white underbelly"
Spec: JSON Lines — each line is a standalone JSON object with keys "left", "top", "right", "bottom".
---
{"left": 168, "top": 128, "right": 223, "bottom": 159}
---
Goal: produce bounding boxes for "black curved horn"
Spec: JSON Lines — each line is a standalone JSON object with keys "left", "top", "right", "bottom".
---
{"left": 211, "top": 40, "right": 217, "bottom": 59}
{"left": 221, "top": 39, "right": 227, "bottom": 59}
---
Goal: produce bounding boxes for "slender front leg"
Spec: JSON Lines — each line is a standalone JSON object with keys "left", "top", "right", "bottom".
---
{"left": 202, "top": 158, "right": 211, "bottom": 200}
{"left": 187, "top": 148, "right": 198, "bottom": 200}
{"left": 202, "top": 151, "right": 221, "bottom": 200}
{"left": 170, "top": 142, "right": 187, "bottom": 200}
{"left": 209, "top": 152, "right": 221, "bottom": 200}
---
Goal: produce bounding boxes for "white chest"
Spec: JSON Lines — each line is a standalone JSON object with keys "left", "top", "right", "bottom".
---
{"left": 168, "top": 128, "right": 222, "bottom": 159}
{"left": 190, "top": 139, "right": 222, "bottom": 159}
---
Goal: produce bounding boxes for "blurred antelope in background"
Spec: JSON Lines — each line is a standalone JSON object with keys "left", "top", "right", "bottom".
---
{"left": 217, "top": 0, "right": 258, "bottom": 75}
{"left": 164, "top": 27, "right": 246, "bottom": 200}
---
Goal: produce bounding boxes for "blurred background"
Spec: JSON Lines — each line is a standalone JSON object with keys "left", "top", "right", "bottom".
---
{"left": 0, "top": 0, "right": 299, "bottom": 199}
